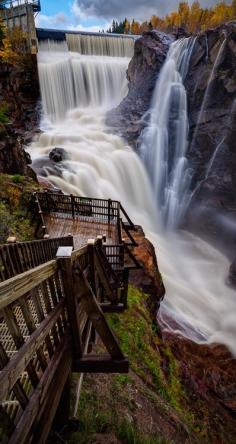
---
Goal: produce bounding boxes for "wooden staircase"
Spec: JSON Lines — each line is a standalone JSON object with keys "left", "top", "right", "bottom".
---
{"left": 0, "top": 193, "right": 141, "bottom": 444}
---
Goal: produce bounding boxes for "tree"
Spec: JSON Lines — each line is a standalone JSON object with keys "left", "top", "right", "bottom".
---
{"left": 189, "top": 1, "right": 202, "bottom": 33}
{"left": 124, "top": 18, "right": 130, "bottom": 34}
{"left": 0, "top": 20, "right": 27, "bottom": 64}
{"left": 131, "top": 20, "right": 141, "bottom": 35}
{"left": 108, "top": 0, "right": 236, "bottom": 37}
{"left": 232, "top": 0, "right": 236, "bottom": 17}
{"left": 178, "top": 1, "right": 190, "bottom": 28}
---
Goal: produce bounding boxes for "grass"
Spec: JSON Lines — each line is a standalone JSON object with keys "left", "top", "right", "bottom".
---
{"left": 11, "top": 174, "right": 24, "bottom": 184}
{"left": 64, "top": 286, "right": 203, "bottom": 444}
{"left": 108, "top": 286, "right": 187, "bottom": 413}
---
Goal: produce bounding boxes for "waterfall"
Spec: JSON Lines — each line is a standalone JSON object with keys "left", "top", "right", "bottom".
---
{"left": 29, "top": 37, "right": 156, "bottom": 231}
{"left": 205, "top": 136, "right": 225, "bottom": 179}
{"left": 28, "top": 35, "right": 236, "bottom": 358}
{"left": 140, "top": 38, "right": 196, "bottom": 229}
{"left": 38, "top": 43, "right": 129, "bottom": 120}
{"left": 66, "top": 33, "right": 135, "bottom": 58}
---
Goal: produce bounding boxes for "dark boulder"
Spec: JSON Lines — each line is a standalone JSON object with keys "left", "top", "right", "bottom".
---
{"left": 49, "top": 147, "right": 69, "bottom": 163}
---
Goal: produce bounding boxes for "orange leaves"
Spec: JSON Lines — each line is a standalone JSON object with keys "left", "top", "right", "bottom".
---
{"left": 0, "top": 21, "right": 27, "bottom": 65}
{"left": 123, "top": 0, "right": 236, "bottom": 36}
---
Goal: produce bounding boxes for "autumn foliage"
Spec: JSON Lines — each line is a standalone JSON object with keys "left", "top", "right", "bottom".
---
{"left": 108, "top": 0, "right": 236, "bottom": 35}
{"left": 0, "top": 18, "right": 27, "bottom": 64}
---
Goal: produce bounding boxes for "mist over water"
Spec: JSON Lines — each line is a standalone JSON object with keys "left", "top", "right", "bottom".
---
{"left": 29, "top": 34, "right": 236, "bottom": 356}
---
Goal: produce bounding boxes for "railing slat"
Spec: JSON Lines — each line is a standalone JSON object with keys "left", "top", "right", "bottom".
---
{"left": 0, "top": 260, "right": 57, "bottom": 310}
{"left": 0, "top": 300, "right": 65, "bottom": 400}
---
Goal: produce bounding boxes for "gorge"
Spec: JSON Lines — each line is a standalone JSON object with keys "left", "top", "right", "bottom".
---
{"left": 27, "top": 29, "right": 236, "bottom": 358}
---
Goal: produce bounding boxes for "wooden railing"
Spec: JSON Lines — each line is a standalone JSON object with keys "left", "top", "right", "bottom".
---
{"left": 36, "top": 192, "right": 120, "bottom": 222}
{"left": 0, "top": 236, "right": 73, "bottom": 283}
{"left": 0, "top": 237, "right": 128, "bottom": 444}
{"left": 35, "top": 192, "right": 138, "bottom": 245}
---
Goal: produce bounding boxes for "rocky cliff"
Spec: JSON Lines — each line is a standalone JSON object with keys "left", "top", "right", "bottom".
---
{"left": 0, "top": 56, "right": 40, "bottom": 176}
{"left": 107, "top": 31, "right": 173, "bottom": 147}
{"left": 110, "top": 23, "right": 236, "bottom": 256}
{"left": 182, "top": 23, "right": 236, "bottom": 257}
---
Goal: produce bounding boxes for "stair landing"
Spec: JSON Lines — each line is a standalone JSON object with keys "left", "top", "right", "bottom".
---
{"left": 44, "top": 214, "right": 118, "bottom": 249}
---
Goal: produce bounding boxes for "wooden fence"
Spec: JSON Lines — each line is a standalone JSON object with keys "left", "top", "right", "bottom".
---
{"left": 0, "top": 237, "right": 129, "bottom": 443}
{"left": 0, "top": 236, "right": 73, "bottom": 283}
{"left": 35, "top": 192, "right": 138, "bottom": 246}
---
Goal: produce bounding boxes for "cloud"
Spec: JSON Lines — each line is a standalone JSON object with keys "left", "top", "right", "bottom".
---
{"left": 75, "top": 0, "right": 232, "bottom": 21}
{"left": 36, "top": 8, "right": 109, "bottom": 32}
{"left": 36, "top": 12, "right": 69, "bottom": 28}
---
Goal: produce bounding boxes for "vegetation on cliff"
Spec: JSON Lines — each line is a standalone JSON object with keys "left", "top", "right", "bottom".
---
{"left": 54, "top": 285, "right": 236, "bottom": 444}
{"left": 108, "top": 0, "right": 236, "bottom": 35}
{"left": 0, "top": 19, "right": 39, "bottom": 177}
{"left": 0, "top": 17, "right": 27, "bottom": 64}
{"left": 0, "top": 174, "right": 39, "bottom": 243}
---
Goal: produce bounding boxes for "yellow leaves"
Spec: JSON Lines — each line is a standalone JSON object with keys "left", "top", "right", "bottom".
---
{"left": 127, "top": 0, "right": 236, "bottom": 35}
{"left": 0, "top": 36, "right": 19, "bottom": 64}
{"left": 131, "top": 20, "right": 141, "bottom": 35}
{"left": 0, "top": 23, "right": 27, "bottom": 65}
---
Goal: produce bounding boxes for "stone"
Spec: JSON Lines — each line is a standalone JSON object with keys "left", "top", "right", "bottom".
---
{"left": 49, "top": 147, "right": 69, "bottom": 163}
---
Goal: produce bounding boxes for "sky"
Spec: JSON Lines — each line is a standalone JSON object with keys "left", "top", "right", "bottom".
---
{"left": 36, "top": 0, "right": 232, "bottom": 32}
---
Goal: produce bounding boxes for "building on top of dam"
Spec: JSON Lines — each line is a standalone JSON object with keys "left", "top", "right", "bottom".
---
{"left": 0, "top": 0, "right": 41, "bottom": 53}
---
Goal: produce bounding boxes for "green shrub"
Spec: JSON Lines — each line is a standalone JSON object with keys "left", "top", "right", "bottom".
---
{"left": 11, "top": 175, "right": 24, "bottom": 184}
{"left": 0, "top": 103, "right": 9, "bottom": 124}
{"left": 0, "top": 202, "right": 11, "bottom": 242}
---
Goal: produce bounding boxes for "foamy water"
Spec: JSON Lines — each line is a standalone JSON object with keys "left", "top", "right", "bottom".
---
{"left": 28, "top": 35, "right": 236, "bottom": 357}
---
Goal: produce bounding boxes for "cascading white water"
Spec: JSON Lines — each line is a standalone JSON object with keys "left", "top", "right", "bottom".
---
{"left": 38, "top": 42, "right": 129, "bottom": 120}
{"left": 28, "top": 35, "right": 236, "bottom": 357}
{"left": 66, "top": 33, "right": 135, "bottom": 58}
{"left": 140, "top": 38, "right": 196, "bottom": 229}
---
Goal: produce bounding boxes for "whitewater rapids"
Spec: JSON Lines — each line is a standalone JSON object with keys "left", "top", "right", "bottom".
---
{"left": 28, "top": 36, "right": 236, "bottom": 357}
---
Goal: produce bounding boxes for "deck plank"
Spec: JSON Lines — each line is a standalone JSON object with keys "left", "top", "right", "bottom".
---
{"left": 44, "top": 215, "right": 117, "bottom": 248}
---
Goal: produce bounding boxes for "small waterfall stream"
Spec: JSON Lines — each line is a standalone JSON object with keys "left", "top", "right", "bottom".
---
{"left": 140, "top": 38, "right": 196, "bottom": 229}
{"left": 28, "top": 34, "right": 236, "bottom": 357}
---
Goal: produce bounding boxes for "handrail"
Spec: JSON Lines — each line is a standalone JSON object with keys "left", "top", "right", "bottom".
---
{"left": 0, "top": 235, "right": 129, "bottom": 443}
{"left": 120, "top": 203, "right": 136, "bottom": 230}
{"left": 0, "top": 235, "right": 73, "bottom": 282}
{"left": 34, "top": 191, "right": 138, "bottom": 247}
{"left": 0, "top": 260, "right": 57, "bottom": 309}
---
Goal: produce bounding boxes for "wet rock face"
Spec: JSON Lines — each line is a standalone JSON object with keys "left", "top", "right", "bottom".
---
{"left": 158, "top": 318, "right": 236, "bottom": 438}
{"left": 0, "top": 56, "right": 40, "bottom": 176}
{"left": 107, "top": 31, "right": 174, "bottom": 148}
{"left": 185, "top": 22, "right": 236, "bottom": 215}
{"left": 122, "top": 225, "right": 165, "bottom": 312}
{"left": 0, "top": 124, "right": 34, "bottom": 176}
{"left": 228, "top": 257, "right": 236, "bottom": 287}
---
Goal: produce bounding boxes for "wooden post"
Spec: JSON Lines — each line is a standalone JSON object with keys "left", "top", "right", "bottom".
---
{"left": 45, "top": 190, "right": 50, "bottom": 213}
{"left": 96, "top": 235, "right": 103, "bottom": 252}
{"left": 71, "top": 194, "right": 75, "bottom": 219}
{"left": 108, "top": 199, "right": 112, "bottom": 225}
{"left": 57, "top": 247, "right": 82, "bottom": 358}
{"left": 87, "top": 239, "right": 96, "bottom": 294}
